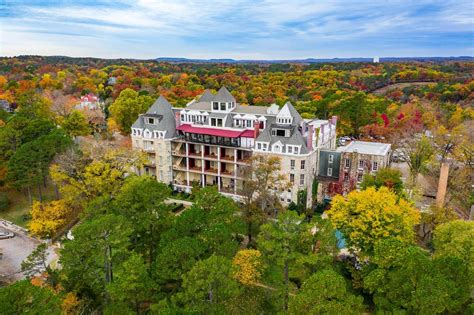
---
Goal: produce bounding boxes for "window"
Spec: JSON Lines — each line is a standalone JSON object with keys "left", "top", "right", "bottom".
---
{"left": 357, "top": 173, "right": 363, "bottom": 182}
{"left": 300, "top": 174, "right": 305, "bottom": 186}
{"left": 290, "top": 174, "right": 294, "bottom": 184}
{"left": 220, "top": 102, "right": 226, "bottom": 110}
{"left": 344, "top": 172, "right": 349, "bottom": 182}
{"left": 327, "top": 168, "right": 332, "bottom": 176}
{"left": 147, "top": 117, "right": 155, "bottom": 124}
{"left": 301, "top": 160, "right": 305, "bottom": 170}
{"left": 246, "top": 120, "right": 252, "bottom": 128}
{"left": 217, "top": 119, "right": 223, "bottom": 127}
{"left": 328, "top": 154, "right": 333, "bottom": 163}
{"left": 213, "top": 102, "right": 219, "bottom": 110}
{"left": 290, "top": 160, "right": 295, "bottom": 170}
{"left": 288, "top": 146, "right": 293, "bottom": 154}
{"left": 276, "top": 129, "right": 285, "bottom": 136}
{"left": 211, "top": 118, "right": 217, "bottom": 126}
{"left": 257, "top": 143, "right": 261, "bottom": 150}
{"left": 345, "top": 158, "right": 351, "bottom": 168}
{"left": 372, "top": 161, "right": 378, "bottom": 171}
{"left": 358, "top": 160, "right": 364, "bottom": 169}
{"left": 273, "top": 144, "right": 282, "bottom": 153}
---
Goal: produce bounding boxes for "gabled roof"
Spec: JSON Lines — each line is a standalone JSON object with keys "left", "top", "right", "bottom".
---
{"left": 278, "top": 101, "right": 302, "bottom": 126}
{"left": 213, "top": 86, "right": 236, "bottom": 103}
{"left": 199, "top": 89, "right": 214, "bottom": 102}
{"left": 132, "top": 95, "right": 176, "bottom": 138}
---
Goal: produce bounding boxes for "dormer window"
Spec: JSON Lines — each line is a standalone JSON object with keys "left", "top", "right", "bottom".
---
{"left": 148, "top": 117, "right": 155, "bottom": 124}
{"left": 220, "top": 102, "right": 226, "bottom": 110}
{"left": 213, "top": 102, "right": 219, "bottom": 110}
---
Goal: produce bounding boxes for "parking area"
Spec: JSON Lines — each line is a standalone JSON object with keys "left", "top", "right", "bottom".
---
{"left": 0, "top": 222, "right": 40, "bottom": 282}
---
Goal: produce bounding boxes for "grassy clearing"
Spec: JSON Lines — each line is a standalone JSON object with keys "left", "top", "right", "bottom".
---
{"left": 0, "top": 183, "right": 58, "bottom": 228}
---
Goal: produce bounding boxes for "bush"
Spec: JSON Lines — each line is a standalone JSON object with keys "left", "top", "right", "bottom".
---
{"left": 0, "top": 192, "right": 9, "bottom": 211}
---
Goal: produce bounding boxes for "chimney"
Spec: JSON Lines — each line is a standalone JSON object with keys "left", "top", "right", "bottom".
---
{"left": 254, "top": 120, "right": 260, "bottom": 139}
{"left": 436, "top": 162, "right": 449, "bottom": 208}
{"left": 175, "top": 111, "right": 181, "bottom": 127}
{"left": 307, "top": 124, "right": 313, "bottom": 151}
{"left": 321, "top": 124, "right": 325, "bottom": 145}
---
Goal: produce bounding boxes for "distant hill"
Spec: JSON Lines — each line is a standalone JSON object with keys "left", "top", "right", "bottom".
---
{"left": 156, "top": 56, "right": 474, "bottom": 64}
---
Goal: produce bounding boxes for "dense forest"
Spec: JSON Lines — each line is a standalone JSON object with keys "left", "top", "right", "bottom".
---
{"left": 0, "top": 56, "right": 472, "bottom": 314}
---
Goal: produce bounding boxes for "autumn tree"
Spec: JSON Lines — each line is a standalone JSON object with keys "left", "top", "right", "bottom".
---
{"left": 28, "top": 200, "right": 73, "bottom": 238}
{"left": 232, "top": 249, "right": 264, "bottom": 286}
{"left": 289, "top": 269, "right": 365, "bottom": 314}
{"left": 108, "top": 88, "right": 153, "bottom": 134}
{"left": 327, "top": 187, "right": 420, "bottom": 255}
{"left": 239, "top": 154, "right": 288, "bottom": 245}
{"left": 400, "top": 135, "right": 434, "bottom": 186}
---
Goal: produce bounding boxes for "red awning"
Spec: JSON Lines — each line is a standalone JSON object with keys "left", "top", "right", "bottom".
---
{"left": 240, "top": 129, "right": 255, "bottom": 138}
{"left": 177, "top": 124, "right": 246, "bottom": 138}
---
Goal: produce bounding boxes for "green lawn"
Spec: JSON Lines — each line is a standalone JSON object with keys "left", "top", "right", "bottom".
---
{"left": 0, "top": 183, "right": 58, "bottom": 228}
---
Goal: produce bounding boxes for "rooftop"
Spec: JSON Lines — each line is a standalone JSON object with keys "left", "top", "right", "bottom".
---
{"left": 337, "top": 141, "right": 391, "bottom": 156}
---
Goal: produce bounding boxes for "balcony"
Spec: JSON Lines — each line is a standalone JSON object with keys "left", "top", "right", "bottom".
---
{"left": 220, "top": 155, "right": 235, "bottom": 162}
{"left": 204, "top": 168, "right": 218, "bottom": 174}
{"left": 188, "top": 151, "right": 203, "bottom": 158}
{"left": 220, "top": 169, "right": 235, "bottom": 177}
{"left": 188, "top": 166, "right": 203, "bottom": 173}
{"left": 203, "top": 153, "right": 218, "bottom": 160}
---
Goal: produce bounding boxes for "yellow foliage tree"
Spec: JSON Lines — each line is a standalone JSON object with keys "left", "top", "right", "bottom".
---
{"left": 232, "top": 249, "right": 263, "bottom": 285}
{"left": 326, "top": 187, "right": 420, "bottom": 255}
{"left": 29, "top": 200, "right": 73, "bottom": 239}
{"left": 61, "top": 292, "right": 80, "bottom": 315}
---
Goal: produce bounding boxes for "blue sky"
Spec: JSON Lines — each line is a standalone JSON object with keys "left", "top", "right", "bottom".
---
{"left": 1, "top": 0, "right": 473, "bottom": 59}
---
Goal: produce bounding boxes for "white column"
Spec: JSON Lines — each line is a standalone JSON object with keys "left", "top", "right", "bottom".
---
{"left": 185, "top": 143, "right": 190, "bottom": 188}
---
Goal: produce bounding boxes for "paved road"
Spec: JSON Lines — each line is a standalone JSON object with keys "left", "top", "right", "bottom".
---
{"left": 0, "top": 221, "right": 58, "bottom": 282}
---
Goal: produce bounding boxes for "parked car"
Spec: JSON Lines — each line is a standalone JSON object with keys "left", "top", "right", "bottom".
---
{"left": 0, "top": 229, "right": 15, "bottom": 239}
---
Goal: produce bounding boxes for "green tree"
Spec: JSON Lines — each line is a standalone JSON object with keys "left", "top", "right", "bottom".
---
{"left": 112, "top": 176, "right": 173, "bottom": 265}
{"left": 21, "top": 243, "right": 56, "bottom": 284}
{"left": 106, "top": 253, "right": 156, "bottom": 314}
{"left": 258, "top": 211, "right": 309, "bottom": 312}
{"left": 109, "top": 88, "right": 153, "bottom": 134}
{"left": 361, "top": 168, "right": 404, "bottom": 196}
{"left": 0, "top": 280, "right": 61, "bottom": 315}
{"left": 364, "top": 238, "right": 472, "bottom": 314}
{"left": 62, "top": 110, "right": 90, "bottom": 138}
{"left": 174, "top": 255, "right": 241, "bottom": 314}
{"left": 433, "top": 220, "right": 474, "bottom": 267}
{"left": 60, "top": 214, "right": 132, "bottom": 304}
{"left": 289, "top": 269, "right": 365, "bottom": 314}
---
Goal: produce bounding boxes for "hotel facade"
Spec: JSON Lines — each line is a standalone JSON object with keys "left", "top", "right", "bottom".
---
{"left": 131, "top": 87, "right": 337, "bottom": 207}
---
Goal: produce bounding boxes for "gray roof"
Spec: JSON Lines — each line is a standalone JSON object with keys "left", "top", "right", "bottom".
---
{"left": 285, "top": 102, "right": 303, "bottom": 126}
{"left": 337, "top": 141, "right": 391, "bottom": 156}
{"left": 233, "top": 105, "right": 271, "bottom": 115}
{"left": 256, "top": 116, "right": 309, "bottom": 154}
{"left": 199, "top": 89, "right": 214, "bottom": 102}
{"left": 186, "top": 101, "right": 212, "bottom": 111}
{"left": 132, "top": 95, "right": 176, "bottom": 138}
{"left": 213, "top": 86, "right": 236, "bottom": 103}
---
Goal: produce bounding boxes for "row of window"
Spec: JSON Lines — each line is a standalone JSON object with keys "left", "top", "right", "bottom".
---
{"left": 289, "top": 173, "right": 305, "bottom": 185}
{"left": 256, "top": 142, "right": 301, "bottom": 155}
{"left": 212, "top": 101, "right": 235, "bottom": 111}
{"left": 290, "top": 160, "right": 305, "bottom": 170}
{"left": 132, "top": 128, "right": 166, "bottom": 139}
{"left": 276, "top": 117, "right": 292, "bottom": 124}
{"left": 344, "top": 158, "right": 379, "bottom": 171}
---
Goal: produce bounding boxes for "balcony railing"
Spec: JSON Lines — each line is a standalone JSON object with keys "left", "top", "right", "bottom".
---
{"left": 220, "top": 155, "right": 235, "bottom": 161}
{"left": 204, "top": 168, "right": 218, "bottom": 174}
